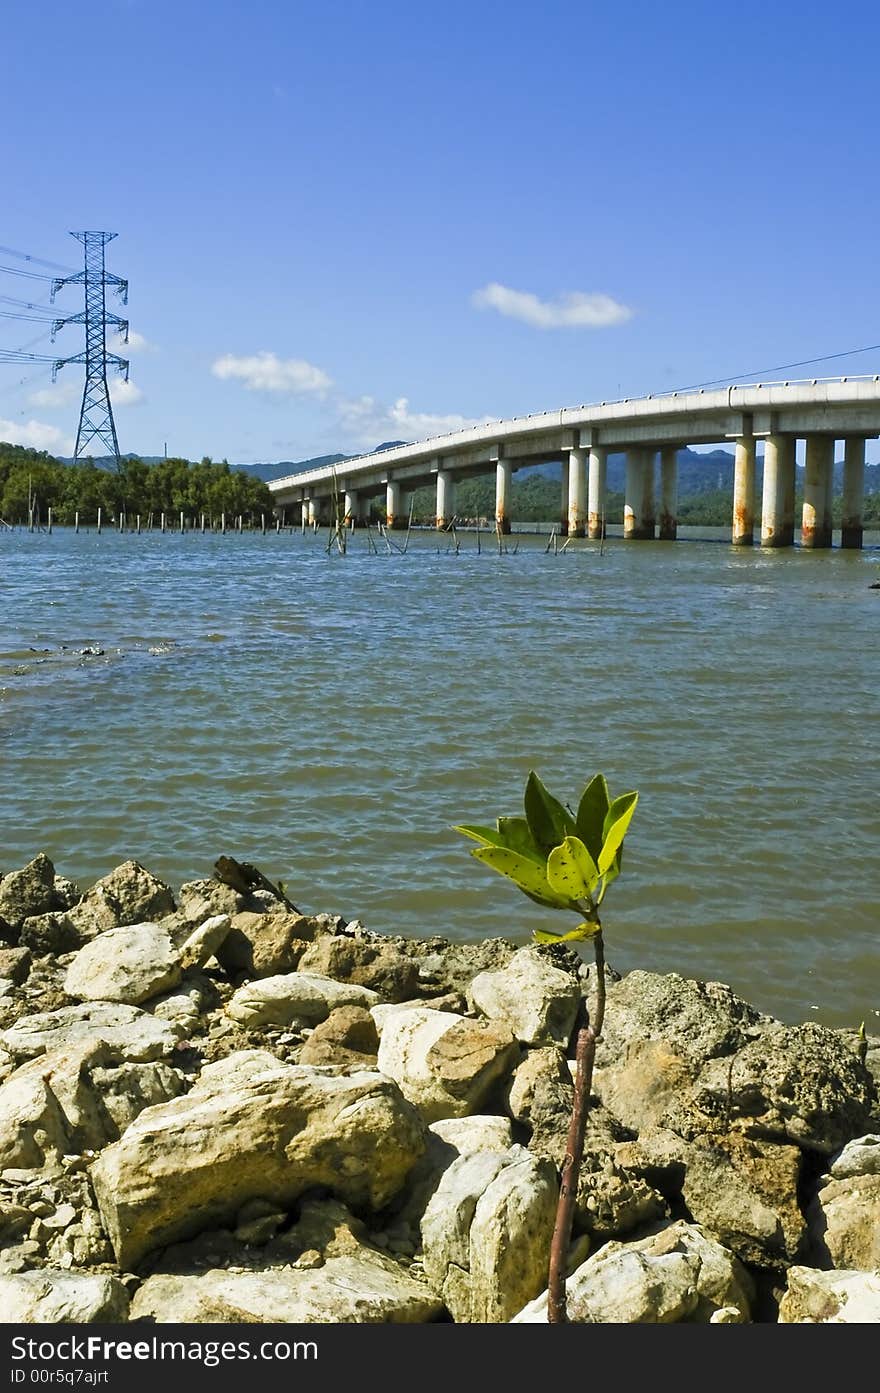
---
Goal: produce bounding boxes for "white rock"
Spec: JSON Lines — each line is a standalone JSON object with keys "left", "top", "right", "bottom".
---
{"left": 393, "top": 1115, "right": 516, "bottom": 1228}
{"left": 1, "top": 1003, "right": 185, "bottom": 1062}
{"left": 376, "top": 1007, "right": 518, "bottom": 1123}
{"left": 226, "top": 972, "right": 379, "bottom": 1029}
{"left": 64, "top": 922, "right": 181, "bottom": 1005}
{"left": 178, "top": 913, "right": 231, "bottom": 969}
{"left": 830, "top": 1134, "right": 880, "bottom": 1179}
{"left": 0, "top": 1270, "right": 129, "bottom": 1322}
{"left": 470, "top": 947, "right": 582, "bottom": 1046}
{"left": 778, "top": 1266, "right": 880, "bottom": 1323}
{"left": 422, "top": 1144, "right": 558, "bottom": 1322}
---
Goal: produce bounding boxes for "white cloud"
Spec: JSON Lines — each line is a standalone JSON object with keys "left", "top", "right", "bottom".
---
{"left": 27, "top": 381, "right": 78, "bottom": 409}
{"left": 472, "top": 282, "right": 633, "bottom": 329}
{"left": 110, "top": 379, "right": 144, "bottom": 407}
{"left": 0, "top": 417, "right": 74, "bottom": 454}
{"left": 336, "top": 395, "right": 490, "bottom": 450}
{"left": 212, "top": 351, "right": 332, "bottom": 396}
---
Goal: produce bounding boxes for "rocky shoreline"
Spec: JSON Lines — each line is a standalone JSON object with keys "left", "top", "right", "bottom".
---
{"left": 0, "top": 853, "right": 878, "bottom": 1324}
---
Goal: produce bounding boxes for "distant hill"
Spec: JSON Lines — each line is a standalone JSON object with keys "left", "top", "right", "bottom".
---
{"left": 236, "top": 441, "right": 410, "bottom": 482}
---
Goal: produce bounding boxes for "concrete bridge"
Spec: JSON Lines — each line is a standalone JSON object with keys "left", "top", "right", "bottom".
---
{"left": 268, "top": 376, "right": 880, "bottom": 548}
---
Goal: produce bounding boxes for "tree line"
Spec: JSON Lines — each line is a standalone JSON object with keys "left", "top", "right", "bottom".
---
{"left": 0, "top": 444, "right": 274, "bottom": 526}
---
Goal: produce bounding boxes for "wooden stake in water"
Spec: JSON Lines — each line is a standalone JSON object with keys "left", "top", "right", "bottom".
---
{"left": 180, "top": 510, "right": 185, "bottom": 533}
{"left": 137, "top": 515, "right": 141, "bottom": 534}
{"left": 161, "top": 512, "right": 166, "bottom": 533}
{"left": 47, "top": 507, "right": 53, "bottom": 535}
{"left": 97, "top": 507, "right": 102, "bottom": 535}
{"left": 200, "top": 513, "right": 206, "bottom": 533}
{"left": 75, "top": 511, "right": 80, "bottom": 534}
{"left": 237, "top": 515, "right": 243, "bottom": 533}
{"left": 261, "top": 513, "right": 266, "bottom": 535}
{"left": 221, "top": 512, "right": 227, "bottom": 534}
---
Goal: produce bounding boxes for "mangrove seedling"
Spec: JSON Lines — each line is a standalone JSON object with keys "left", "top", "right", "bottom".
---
{"left": 454, "top": 770, "right": 638, "bottom": 1323}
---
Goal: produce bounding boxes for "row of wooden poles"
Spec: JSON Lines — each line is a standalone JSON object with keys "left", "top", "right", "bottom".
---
{"left": 25, "top": 509, "right": 285, "bottom": 536}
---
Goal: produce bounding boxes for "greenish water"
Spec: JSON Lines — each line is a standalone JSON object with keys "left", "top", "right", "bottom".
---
{"left": 1, "top": 525, "right": 878, "bottom": 1029}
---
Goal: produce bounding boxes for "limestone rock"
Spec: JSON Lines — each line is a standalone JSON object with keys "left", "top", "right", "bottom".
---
{"left": 298, "top": 1005, "right": 379, "bottom": 1066}
{"left": 0, "top": 947, "right": 31, "bottom": 985}
{"left": 470, "top": 946, "right": 581, "bottom": 1047}
{"left": 215, "top": 911, "right": 323, "bottom": 978}
{"left": 87, "top": 1060, "right": 186, "bottom": 1138}
{"left": 595, "top": 1038, "right": 700, "bottom": 1136}
{"left": 412, "top": 937, "right": 517, "bottom": 1000}
{"left": 178, "top": 914, "right": 231, "bottom": 969}
{"left": 177, "top": 878, "right": 242, "bottom": 925}
{"left": 18, "top": 913, "right": 79, "bottom": 955}
{"left": 422, "top": 1144, "right": 558, "bottom": 1322}
{"left": 298, "top": 934, "right": 419, "bottom": 1002}
{"left": 678, "top": 1132, "right": 805, "bottom": 1269}
{"left": 505, "top": 1045, "right": 574, "bottom": 1131}
{"left": 1, "top": 1002, "right": 185, "bottom": 1063}
{"left": 226, "top": 972, "right": 379, "bottom": 1029}
{"left": 513, "top": 1220, "right": 751, "bottom": 1323}
{"left": 806, "top": 1173, "right": 880, "bottom": 1270}
{"left": 90, "top": 1053, "right": 427, "bottom": 1268}
{"left": 0, "top": 854, "right": 60, "bottom": 931}
{"left": 64, "top": 922, "right": 181, "bottom": 1005}
{"left": 376, "top": 1007, "right": 519, "bottom": 1123}
{"left": 597, "top": 971, "right": 771, "bottom": 1070}
{"left": 392, "top": 1114, "right": 516, "bottom": 1227}
{"left": 829, "top": 1133, "right": 880, "bottom": 1180}
{"left": 687, "top": 1024, "right": 877, "bottom": 1154}
{"left": 66, "top": 861, "right": 175, "bottom": 941}
{"left": 0, "top": 1269, "right": 129, "bottom": 1323}
{"left": 778, "top": 1266, "right": 880, "bottom": 1323}
{"left": 131, "top": 1199, "right": 442, "bottom": 1324}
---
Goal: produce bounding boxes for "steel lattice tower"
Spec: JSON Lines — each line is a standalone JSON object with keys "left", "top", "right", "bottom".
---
{"left": 51, "top": 231, "right": 129, "bottom": 466}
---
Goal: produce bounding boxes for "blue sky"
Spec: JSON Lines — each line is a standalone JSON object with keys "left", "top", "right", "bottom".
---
{"left": 2, "top": 0, "right": 879, "bottom": 463}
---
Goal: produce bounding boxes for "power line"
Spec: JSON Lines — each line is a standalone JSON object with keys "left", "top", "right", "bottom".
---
{"left": 0, "top": 263, "right": 56, "bottom": 282}
{"left": 670, "top": 342, "right": 880, "bottom": 394}
{"left": 0, "top": 244, "right": 77, "bottom": 274}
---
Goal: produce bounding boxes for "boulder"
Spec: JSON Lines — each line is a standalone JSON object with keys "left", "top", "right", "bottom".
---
{"left": 0, "top": 1270, "right": 129, "bottom": 1323}
{"left": 226, "top": 972, "right": 379, "bottom": 1029}
{"left": 131, "top": 1199, "right": 442, "bottom": 1324}
{"left": 65, "top": 861, "right": 175, "bottom": 941}
{"left": 829, "top": 1133, "right": 880, "bottom": 1180}
{"left": 298, "top": 1005, "right": 379, "bottom": 1067}
{"left": 0, "top": 946, "right": 31, "bottom": 985}
{"left": 806, "top": 1173, "right": 880, "bottom": 1270}
{"left": 778, "top": 1266, "right": 880, "bottom": 1323}
{"left": 421, "top": 1144, "right": 558, "bottom": 1322}
{"left": 0, "top": 854, "right": 60, "bottom": 930}
{"left": 392, "top": 1115, "right": 516, "bottom": 1227}
{"left": 513, "top": 1219, "right": 752, "bottom": 1323}
{"left": 18, "top": 913, "right": 79, "bottom": 955}
{"left": 376, "top": 1007, "right": 519, "bottom": 1123}
{"left": 470, "top": 946, "right": 581, "bottom": 1046}
{"left": 1, "top": 1002, "right": 185, "bottom": 1063}
{"left": 411, "top": 938, "right": 518, "bottom": 999}
{"left": 677, "top": 1132, "right": 805, "bottom": 1269}
{"left": 90, "top": 1053, "right": 427, "bottom": 1268}
{"left": 177, "top": 878, "right": 242, "bottom": 925}
{"left": 177, "top": 914, "right": 231, "bottom": 969}
{"left": 596, "top": 971, "right": 771, "bottom": 1069}
{"left": 86, "top": 1060, "right": 186, "bottom": 1138}
{"left": 505, "top": 1045, "right": 574, "bottom": 1131}
{"left": 297, "top": 934, "right": 419, "bottom": 1002}
{"left": 215, "top": 911, "right": 323, "bottom": 978}
{"left": 64, "top": 922, "right": 181, "bottom": 1005}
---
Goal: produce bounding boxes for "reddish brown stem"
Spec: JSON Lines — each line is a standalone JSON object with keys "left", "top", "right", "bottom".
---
{"left": 547, "top": 1017, "right": 596, "bottom": 1323}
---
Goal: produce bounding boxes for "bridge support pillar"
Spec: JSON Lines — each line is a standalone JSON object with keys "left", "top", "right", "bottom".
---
{"left": 559, "top": 454, "right": 570, "bottom": 535}
{"left": 307, "top": 498, "right": 318, "bottom": 528}
{"left": 587, "top": 447, "right": 607, "bottom": 538}
{"left": 842, "top": 437, "right": 865, "bottom": 549}
{"left": 300, "top": 500, "right": 309, "bottom": 530}
{"left": 659, "top": 446, "right": 678, "bottom": 539}
{"left": 495, "top": 459, "right": 512, "bottom": 534}
{"left": 344, "top": 491, "right": 358, "bottom": 528}
{"left": 761, "top": 436, "right": 796, "bottom": 547}
{"left": 384, "top": 476, "right": 401, "bottom": 523}
{"left": 436, "top": 469, "right": 455, "bottom": 529}
{"left": 732, "top": 437, "right": 756, "bottom": 544}
{"left": 802, "top": 436, "right": 834, "bottom": 548}
{"left": 624, "top": 448, "right": 655, "bottom": 539}
{"left": 567, "top": 448, "right": 587, "bottom": 537}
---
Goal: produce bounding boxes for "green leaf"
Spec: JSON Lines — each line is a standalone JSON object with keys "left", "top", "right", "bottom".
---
{"left": 598, "top": 791, "right": 639, "bottom": 874}
{"left": 496, "top": 815, "right": 545, "bottom": 862}
{"left": 575, "top": 774, "right": 611, "bottom": 861}
{"left": 546, "top": 835, "right": 600, "bottom": 902}
{"left": 523, "top": 771, "right": 577, "bottom": 854}
{"left": 533, "top": 922, "right": 600, "bottom": 944}
{"left": 471, "top": 845, "right": 572, "bottom": 910}
{"left": 453, "top": 823, "right": 509, "bottom": 849}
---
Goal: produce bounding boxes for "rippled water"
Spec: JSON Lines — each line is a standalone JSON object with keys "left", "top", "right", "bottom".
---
{"left": 1, "top": 525, "right": 878, "bottom": 1028}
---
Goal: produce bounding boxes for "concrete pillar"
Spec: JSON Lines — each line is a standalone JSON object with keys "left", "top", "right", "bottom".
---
{"left": 567, "top": 448, "right": 587, "bottom": 537}
{"left": 587, "top": 446, "right": 607, "bottom": 539}
{"left": 344, "top": 491, "right": 358, "bottom": 527}
{"left": 658, "top": 446, "right": 678, "bottom": 540}
{"left": 436, "top": 469, "right": 455, "bottom": 528}
{"left": 732, "top": 437, "right": 756, "bottom": 545}
{"left": 842, "top": 437, "right": 865, "bottom": 549}
{"left": 802, "top": 436, "right": 834, "bottom": 548}
{"left": 300, "top": 500, "right": 309, "bottom": 529}
{"left": 307, "top": 498, "right": 317, "bottom": 527}
{"left": 559, "top": 454, "right": 570, "bottom": 535}
{"left": 624, "top": 447, "right": 655, "bottom": 540}
{"left": 386, "top": 479, "right": 403, "bottom": 529}
{"left": 495, "top": 459, "right": 512, "bottom": 534}
{"left": 760, "top": 436, "right": 796, "bottom": 547}
{"left": 400, "top": 490, "right": 413, "bottom": 527}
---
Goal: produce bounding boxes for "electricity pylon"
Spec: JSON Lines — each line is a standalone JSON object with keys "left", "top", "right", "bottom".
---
{"left": 51, "top": 231, "right": 129, "bottom": 467}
